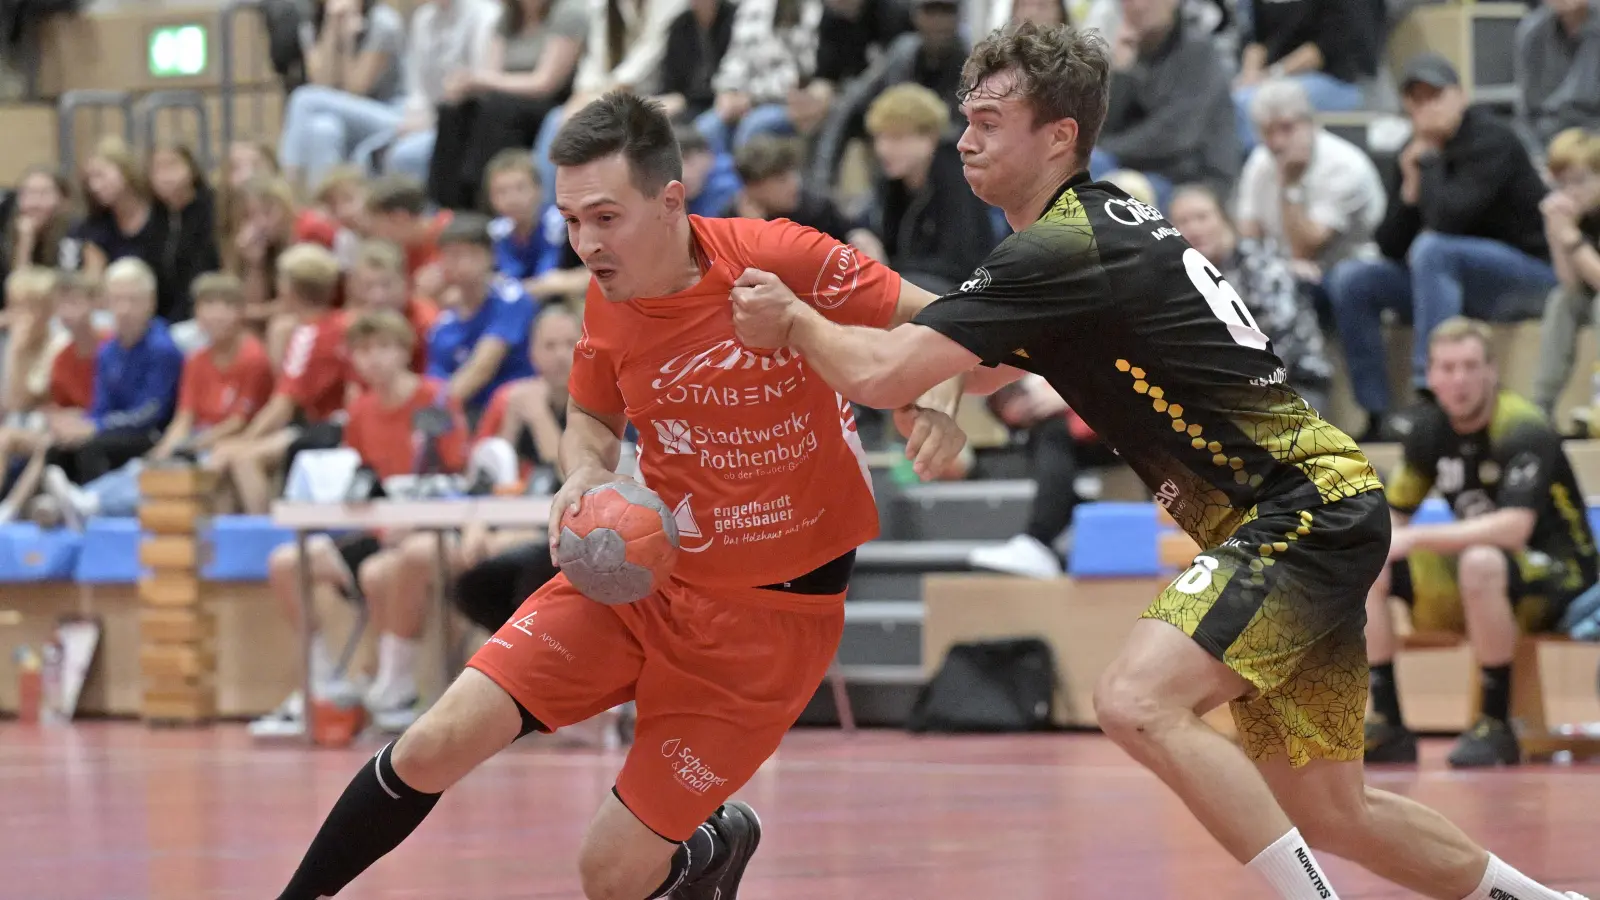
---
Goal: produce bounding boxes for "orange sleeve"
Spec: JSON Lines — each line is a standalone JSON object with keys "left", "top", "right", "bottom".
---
{"left": 240, "top": 351, "right": 277, "bottom": 419}
{"left": 566, "top": 317, "right": 625, "bottom": 417}
{"left": 746, "top": 218, "right": 901, "bottom": 329}
{"left": 476, "top": 383, "right": 512, "bottom": 442}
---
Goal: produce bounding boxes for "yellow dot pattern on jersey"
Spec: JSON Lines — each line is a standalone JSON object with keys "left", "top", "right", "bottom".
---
{"left": 1117, "top": 357, "right": 1250, "bottom": 485}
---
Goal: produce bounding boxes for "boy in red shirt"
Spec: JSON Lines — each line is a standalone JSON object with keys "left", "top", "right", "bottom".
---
{"left": 274, "top": 94, "right": 971, "bottom": 900}
{"left": 363, "top": 177, "right": 448, "bottom": 300}
{"left": 345, "top": 239, "right": 438, "bottom": 374}
{"left": 209, "top": 243, "right": 349, "bottom": 514}
{"left": 46, "top": 272, "right": 105, "bottom": 412}
{"left": 252, "top": 309, "right": 468, "bottom": 740}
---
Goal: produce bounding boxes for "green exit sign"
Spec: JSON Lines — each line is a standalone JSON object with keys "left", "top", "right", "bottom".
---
{"left": 148, "top": 25, "right": 207, "bottom": 78}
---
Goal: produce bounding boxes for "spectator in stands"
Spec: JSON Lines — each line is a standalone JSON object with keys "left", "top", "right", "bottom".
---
{"left": 0, "top": 267, "right": 64, "bottom": 520}
{"left": 425, "top": 214, "right": 538, "bottom": 417}
{"left": 1235, "top": 78, "right": 1386, "bottom": 287}
{"left": 253, "top": 307, "right": 470, "bottom": 738}
{"left": 426, "top": 0, "right": 588, "bottom": 210}
{"left": 734, "top": 136, "right": 860, "bottom": 245}
{"left": 472, "top": 302, "right": 579, "bottom": 488}
{"left": 45, "top": 273, "right": 103, "bottom": 417}
{"left": 216, "top": 142, "right": 281, "bottom": 269}
{"left": 656, "top": 0, "right": 739, "bottom": 123}
{"left": 209, "top": 243, "right": 350, "bottom": 514}
{"left": 75, "top": 137, "right": 164, "bottom": 290}
{"left": 676, "top": 125, "right": 742, "bottom": 218}
{"left": 1326, "top": 55, "right": 1557, "bottom": 441}
{"left": 275, "top": 0, "right": 408, "bottom": 192}
{"left": 1091, "top": 0, "right": 1239, "bottom": 209}
{"left": 1171, "top": 183, "right": 1335, "bottom": 411}
{"left": 482, "top": 150, "right": 587, "bottom": 299}
{"left": 43, "top": 273, "right": 275, "bottom": 526}
{"left": 1532, "top": 128, "right": 1600, "bottom": 423}
{"left": 1232, "top": 0, "right": 1377, "bottom": 152}
{"left": 346, "top": 240, "right": 439, "bottom": 375}
{"left": 814, "top": 0, "right": 911, "bottom": 92}
{"left": 146, "top": 144, "right": 221, "bottom": 336}
{"left": 364, "top": 177, "right": 447, "bottom": 298}
{"left": 0, "top": 166, "right": 74, "bottom": 285}
{"left": 1513, "top": 0, "right": 1600, "bottom": 158}
{"left": 530, "top": 0, "right": 687, "bottom": 190}
{"left": 43, "top": 259, "right": 184, "bottom": 487}
{"left": 696, "top": 0, "right": 823, "bottom": 153}
{"left": 806, "top": 0, "right": 966, "bottom": 189}
{"left": 857, "top": 83, "right": 996, "bottom": 295}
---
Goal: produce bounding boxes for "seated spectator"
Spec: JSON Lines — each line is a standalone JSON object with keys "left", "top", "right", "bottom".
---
{"left": 1513, "top": 0, "right": 1600, "bottom": 159}
{"left": 346, "top": 240, "right": 438, "bottom": 375}
{"left": 364, "top": 176, "right": 448, "bottom": 298}
{"left": 426, "top": 0, "right": 588, "bottom": 210}
{"left": 1326, "top": 55, "right": 1556, "bottom": 441}
{"left": 253, "top": 307, "right": 470, "bottom": 737}
{"left": 45, "top": 259, "right": 184, "bottom": 487}
{"left": 482, "top": 149, "right": 587, "bottom": 299}
{"left": 694, "top": 0, "right": 824, "bottom": 153}
{"left": 1232, "top": 0, "right": 1377, "bottom": 152}
{"left": 75, "top": 137, "right": 163, "bottom": 288}
{"left": 0, "top": 268, "right": 66, "bottom": 520}
{"left": 1091, "top": 0, "right": 1239, "bottom": 208}
{"left": 0, "top": 166, "right": 75, "bottom": 285}
{"left": 209, "top": 243, "right": 350, "bottom": 514}
{"left": 1532, "top": 128, "right": 1600, "bottom": 424}
{"left": 676, "top": 125, "right": 742, "bottom": 218}
{"left": 473, "top": 302, "right": 580, "bottom": 487}
{"left": 275, "top": 0, "right": 408, "bottom": 192}
{"left": 734, "top": 136, "right": 858, "bottom": 244}
{"left": 1170, "top": 183, "right": 1335, "bottom": 411}
{"left": 425, "top": 213, "right": 538, "bottom": 417}
{"left": 655, "top": 0, "right": 739, "bottom": 123}
{"left": 806, "top": 0, "right": 966, "bottom": 190}
{"left": 858, "top": 83, "right": 997, "bottom": 294}
{"left": 223, "top": 175, "right": 341, "bottom": 351}
{"left": 531, "top": 0, "right": 686, "bottom": 191}
{"left": 813, "top": 0, "right": 911, "bottom": 97}
{"left": 43, "top": 273, "right": 275, "bottom": 525}
{"left": 46, "top": 273, "right": 103, "bottom": 415}
{"left": 306, "top": 165, "right": 371, "bottom": 273}
{"left": 1365, "top": 318, "right": 1600, "bottom": 768}
{"left": 1235, "top": 78, "right": 1386, "bottom": 286}
{"left": 146, "top": 143, "right": 221, "bottom": 336}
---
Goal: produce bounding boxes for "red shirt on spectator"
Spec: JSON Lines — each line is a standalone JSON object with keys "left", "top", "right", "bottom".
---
{"left": 343, "top": 376, "right": 468, "bottom": 479}
{"left": 48, "top": 337, "right": 103, "bottom": 409}
{"left": 407, "top": 212, "right": 451, "bottom": 281}
{"left": 294, "top": 209, "right": 340, "bottom": 249}
{"left": 178, "top": 334, "right": 276, "bottom": 429}
{"left": 276, "top": 311, "right": 350, "bottom": 424}
{"left": 404, "top": 296, "right": 440, "bottom": 373}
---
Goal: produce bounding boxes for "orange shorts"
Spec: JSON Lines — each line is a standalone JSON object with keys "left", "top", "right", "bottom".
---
{"left": 466, "top": 572, "right": 844, "bottom": 841}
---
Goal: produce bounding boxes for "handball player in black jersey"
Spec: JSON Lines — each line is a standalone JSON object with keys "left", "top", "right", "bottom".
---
{"left": 730, "top": 21, "right": 1588, "bottom": 900}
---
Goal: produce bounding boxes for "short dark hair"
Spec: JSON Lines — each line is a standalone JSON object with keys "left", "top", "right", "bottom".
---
{"left": 365, "top": 175, "right": 428, "bottom": 216}
{"left": 438, "top": 211, "right": 494, "bottom": 249}
{"left": 959, "top": 22, "right": 1110, "bottom": 166}
{"left": 548, "top": 92, "right": 682, "bottom": 197}
{"left": 734, "top": 136, "right": 805, "bottom": 185}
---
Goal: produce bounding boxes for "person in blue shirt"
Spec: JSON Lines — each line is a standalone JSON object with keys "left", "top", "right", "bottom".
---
{"left": 677, "top": 124, "right": 742, "bottom": 218}
{"left": 46, "top": 257, "right": 185, "bottom": 484}
{"left": 426, "top": 213, "right": 538, "bottom": 418}
{"left": 483, "top": 149, "right": 589, "bottom": 302}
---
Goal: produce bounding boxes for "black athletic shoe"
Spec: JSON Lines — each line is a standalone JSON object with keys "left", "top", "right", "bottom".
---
{"left": 1447, "top": 717, "right": 1522, "bottom": 768}
{"left": 676, "top": 801, "right": 762, "bottom": 900}
{"left": 1364, "top": 718, "right": 1418, "bottom": 764}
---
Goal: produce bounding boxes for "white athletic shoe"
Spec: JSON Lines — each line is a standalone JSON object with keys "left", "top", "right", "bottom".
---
{"left": 1564, "top": 893, "right": 1590, "bottom": 899}
{"left": 968, "top": 534, "right": 1063, "bottom": 579}
{"left": 249, "top": 691, "right": 307, "bottom": 739}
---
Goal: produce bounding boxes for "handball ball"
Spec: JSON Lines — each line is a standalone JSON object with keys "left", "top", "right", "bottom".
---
{"left": 557, "top": 481, "right": 680, "bottom": 605}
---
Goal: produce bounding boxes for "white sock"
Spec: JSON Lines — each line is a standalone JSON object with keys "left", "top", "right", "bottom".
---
{"left": 1247, "top": 828, "right": 1338, "bottom": 899}
{"left": 309, "top": 633, "right": 339, "bottom": 690}
{"left": 1463, "top": 854, "right": 1569, "bottom": 900}
{"left": 371, "top": 634, "right": 420, "bottom": 708}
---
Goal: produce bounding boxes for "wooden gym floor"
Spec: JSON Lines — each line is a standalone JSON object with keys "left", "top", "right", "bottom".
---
{"left": 1, "top": 722, "right": 1597, "bottom": 899}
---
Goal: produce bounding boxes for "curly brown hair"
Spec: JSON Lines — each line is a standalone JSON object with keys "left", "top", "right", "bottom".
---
{"left": 959, "top": 22, "right": 1110, "bottom": 166}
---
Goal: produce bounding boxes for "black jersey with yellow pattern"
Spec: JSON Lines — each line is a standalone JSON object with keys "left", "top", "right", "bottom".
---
{"left": 913, "top": 172, "right": 1382, "bottom": 550}
{"left": 1386, "top": 391, "right": 1598, "bottom": 582}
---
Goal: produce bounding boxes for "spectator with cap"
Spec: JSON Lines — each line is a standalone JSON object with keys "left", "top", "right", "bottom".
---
{"left": 1234, "top": 77, "right": 1385, "bottom": 290}
{"left": 1513, "top": 0, "right": 1600, "bottom": 159}
{"left": 1326, "top": 54, "right": 1556, "bottom": 441}
{"left": 1232, "top": 0, "right": 1379, "bottom": 153}
{"left": 425, "top": 213, "right": 539, "bottom": 418}
{"left": 1091, "top": 0, "right": 1239, "bottom": 210}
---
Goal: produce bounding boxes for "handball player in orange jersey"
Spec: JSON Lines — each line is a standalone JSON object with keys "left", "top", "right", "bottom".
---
{"left": 272, "top": 93, "right": 974, "bottom": 900}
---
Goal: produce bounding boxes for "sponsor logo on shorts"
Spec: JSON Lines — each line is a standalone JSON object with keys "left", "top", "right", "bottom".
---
{"left": 487, "top": 636, "right": 514, "bottom": 649}
{"left": 509, "top": 611, "right": 538, "bottom": 636}
{"left": 811, "top": 244, "right": 859, "bottom": 309}
{"left": 1294, "top": 848, "right": 1331, "bottom": 899}
{"left": 660, "top": 739, "right": 729, "bottom": 795}
{"left": 540, "top": 632, "right": 575, "bottom": 662}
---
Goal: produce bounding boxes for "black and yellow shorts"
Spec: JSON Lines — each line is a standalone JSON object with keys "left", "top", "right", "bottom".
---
{"left": 1142, "top": 490, "right": 1390, "bottom": 767}
{"left": 1391, "top": 548, "right": 1581, "bottom": 635}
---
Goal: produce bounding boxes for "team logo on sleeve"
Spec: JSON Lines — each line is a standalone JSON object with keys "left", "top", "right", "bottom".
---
{"left": 958, "top": 267, "right": 991, "bottom": 294}
{"left": 811, "top": 244, "right": 860, "bottom": 309}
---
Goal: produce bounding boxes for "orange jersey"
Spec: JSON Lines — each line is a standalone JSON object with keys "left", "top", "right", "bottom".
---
{"left": 276, "top": 310, "right": 350, "bottom": 424}
{"left": 568, "top": 216, "right": 901, "bottom": 597}
{"left": 404, "top": 296, "right": 439, "bottom": 374}
{"left": 49, "top": 337, "right": 102, "bottom": 409}
{"left": 343, "top": 376, "right": 469, "bottom": 479}
{"left": 178, "top": 335, "right": 276, "bottom": 429}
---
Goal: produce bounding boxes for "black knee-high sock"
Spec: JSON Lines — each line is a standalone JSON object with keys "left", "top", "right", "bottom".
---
{"left": 1370, "top": 661, "right": 1404, "bottom": 728}
{"left": 277, "top": 742, "right": 442, "bottom": 900}
{"left": 645, "top": 819, "right": 725, "bottom": 899}
{"left": 1479, "top": 664, "right": 1513, "bottom": 723}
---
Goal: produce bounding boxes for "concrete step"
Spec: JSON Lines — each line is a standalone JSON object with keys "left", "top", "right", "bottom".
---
{"left": 886, "top": 480, "right": 1034, "bottom": 541}
{"left": 839, "top": 601, "right": 922, "bottom": 668}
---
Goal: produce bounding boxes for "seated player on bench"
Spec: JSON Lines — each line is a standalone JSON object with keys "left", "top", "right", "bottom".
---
{"left": 1365, "top": 317, "right": 1599, "bottom": 767}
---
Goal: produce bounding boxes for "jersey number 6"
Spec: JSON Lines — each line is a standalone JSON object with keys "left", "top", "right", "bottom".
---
{"left": 1183, "top": 248, "right": 1270, "bottom": 351}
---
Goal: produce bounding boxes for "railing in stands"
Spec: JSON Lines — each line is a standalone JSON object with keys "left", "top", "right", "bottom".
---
{"left": 134, "top": 91, "right": 214, "bottom": 172}
{"left": 218, "top": 0, "right": 272, "bottom": 153}
{"left": 56, "top": 90, "right": 134, "bottom": 176}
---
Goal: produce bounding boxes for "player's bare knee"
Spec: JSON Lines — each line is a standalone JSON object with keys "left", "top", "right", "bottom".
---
{"left": 266, "top": 544, "right": 301, "bottom": 585}
{"left": 1456, "top": 545, "right": 1508, "bottom": 594}
{"left": 1092, "top": 668, "right": 1173, "bottom": 744}
{"left": 390, "top": 669, "right": 519, "bottom": 793}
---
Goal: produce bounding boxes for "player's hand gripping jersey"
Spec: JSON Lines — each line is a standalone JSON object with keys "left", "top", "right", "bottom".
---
{"left": 569, "top": 215, "right": 902, "bottom": 598}
{"left": 914, "top": 174, "right": 1384, "bottom": 549}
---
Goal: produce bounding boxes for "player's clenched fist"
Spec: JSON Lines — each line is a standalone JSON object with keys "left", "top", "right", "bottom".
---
{"left": 731, "top": 268, "right": 803, "bottom": 349}
{"left": 894, "top": 405, "right": 971, "bottom": 481}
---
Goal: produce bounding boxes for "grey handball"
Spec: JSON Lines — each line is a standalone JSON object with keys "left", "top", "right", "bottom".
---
{"left": 556, "top": 481, "right": 681, "bottom": 605}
